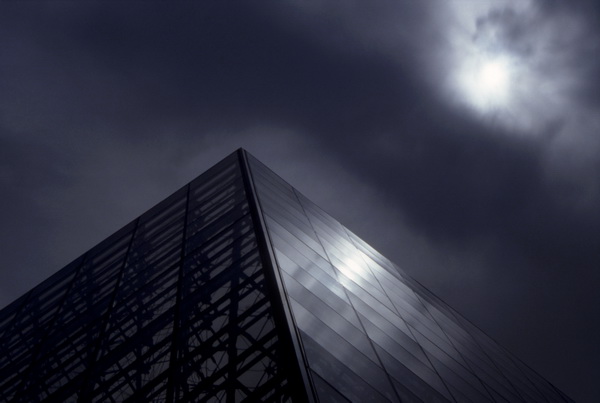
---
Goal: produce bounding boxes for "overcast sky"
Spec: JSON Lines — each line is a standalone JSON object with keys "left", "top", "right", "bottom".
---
{"left": 1, "top": 1, "right": 598, "bottom": 401}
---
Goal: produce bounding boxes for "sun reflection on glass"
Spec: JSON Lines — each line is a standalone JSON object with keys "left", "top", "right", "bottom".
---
{"left": 336, "top": 255, "right": 368, "bottom": 284}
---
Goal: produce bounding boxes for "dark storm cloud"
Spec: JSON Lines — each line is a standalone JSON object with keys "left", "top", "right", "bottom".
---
{"left": 0, "top": 1, "right": 437, "bottom": 142}
{"left": 0, "top": 1, "right": 599, "bottom": 401}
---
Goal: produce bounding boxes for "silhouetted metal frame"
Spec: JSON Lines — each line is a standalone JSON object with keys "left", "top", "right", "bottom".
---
{"left": 238, "top": 149, "right": 317, "bottom": 403}
{"left": 10, "top": 252, "right": 88, "bottom": 402}
{"left": 166, "top": 183, "right": 191, "bottom": 403}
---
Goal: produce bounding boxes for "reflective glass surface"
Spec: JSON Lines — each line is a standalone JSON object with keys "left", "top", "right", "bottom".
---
{"left": 248, "top": 153, "right": 572, "bottom": 403}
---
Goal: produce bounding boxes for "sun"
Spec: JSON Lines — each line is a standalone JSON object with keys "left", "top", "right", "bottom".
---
{"left": 442, "top": 0, "right": 546, "bottom": 131}
{"left": 455, "top": 55, "right": 513, "bottom": 111}
{"left": 476, "top": 58, "right": 511, "bottom": 103}
{"left": 479, "top": 59, "right": 509, "bottom": 96}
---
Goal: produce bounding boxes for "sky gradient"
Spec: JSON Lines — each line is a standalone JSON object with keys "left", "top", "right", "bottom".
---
{"left": 1, "top": 1, "right": 598, "bottom": 401}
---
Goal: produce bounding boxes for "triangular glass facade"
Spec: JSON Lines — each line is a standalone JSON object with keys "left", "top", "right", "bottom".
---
{"left": 0, "top": 149, "right": 572, "bottom": 402}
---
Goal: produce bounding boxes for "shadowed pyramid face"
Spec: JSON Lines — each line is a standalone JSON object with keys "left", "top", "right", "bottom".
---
{"left": 0, "top": 149, "right": 572, "bottom": 402}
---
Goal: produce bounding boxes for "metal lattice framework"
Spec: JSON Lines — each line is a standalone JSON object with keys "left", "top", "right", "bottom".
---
{"left": 0, "top": 152, "right": 304, "bottom": 403}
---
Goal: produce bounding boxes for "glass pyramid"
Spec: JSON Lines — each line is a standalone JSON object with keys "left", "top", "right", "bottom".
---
{"left": 0, "top": 149, "right": 573, "bottom": 402}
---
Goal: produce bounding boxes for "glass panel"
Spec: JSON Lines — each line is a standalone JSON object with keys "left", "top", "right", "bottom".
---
{"left": 300, "top": 330, "right": 394, "bottom": 402}
{"left": 290, "top": 299, "right": 397, "bottom": 401}
{"left": 265, "top": 213, "right": 328, "bottom": 260}
{"left": 311, "top": 370, "right": 351, "bottom": 403}
{"left": 374, "top": 344, "right": 452, "bottom": 402}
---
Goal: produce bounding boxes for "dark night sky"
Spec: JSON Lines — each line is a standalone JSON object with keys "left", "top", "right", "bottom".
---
{"left": 1, "top": 1, "right": 598, "bottom": 401}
